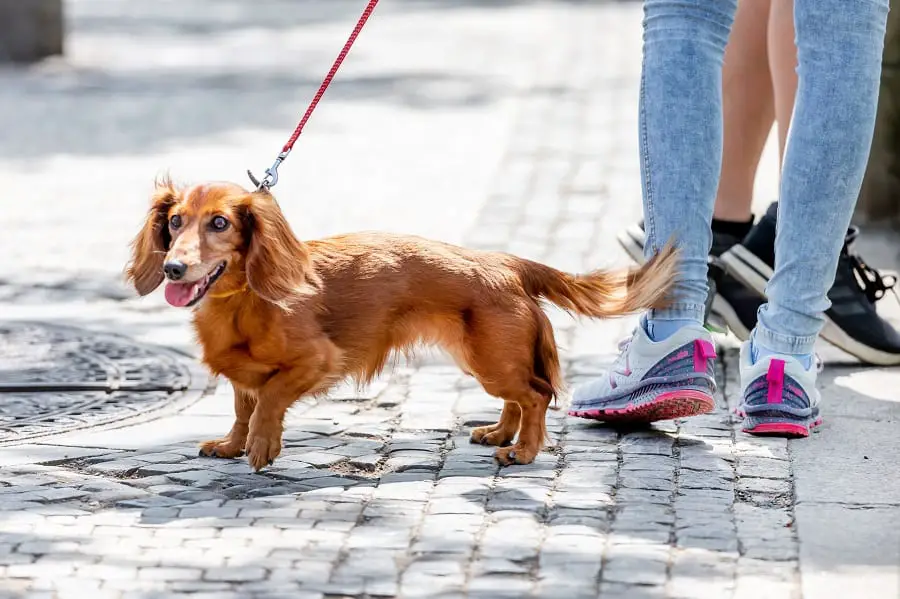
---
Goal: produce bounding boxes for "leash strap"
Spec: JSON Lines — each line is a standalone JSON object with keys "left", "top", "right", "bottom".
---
{"left": 248, "top": 0, "right": 380, "bottom": 190}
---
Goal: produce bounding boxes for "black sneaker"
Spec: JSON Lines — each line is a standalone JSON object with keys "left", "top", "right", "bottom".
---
{"left": 721, "top": 203, "right": 900, "bottom": 366}
{"left": 618, "top": 223, "right": 763, "bottom": 340}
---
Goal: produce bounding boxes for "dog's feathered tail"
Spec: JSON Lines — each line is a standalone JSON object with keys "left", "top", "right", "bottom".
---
{"left": 515, "top": 243, "right": 679, "bottom": 319}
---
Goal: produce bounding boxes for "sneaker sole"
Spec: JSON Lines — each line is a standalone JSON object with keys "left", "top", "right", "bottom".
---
{"left": 617, "top": 226, "right": 751, "bottom": 341}
{"left": 568, "top": 389, "right": 715, "bottom": 423}
{"left": 722, "top": 245, "right": 900, "bottom": 366}
{"left": 742, "top": 416, "right": 823, "bottom": 438}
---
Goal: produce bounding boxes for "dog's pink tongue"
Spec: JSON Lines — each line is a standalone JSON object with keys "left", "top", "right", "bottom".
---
{"left": 164, "top": 282, "right": 196, "bottom": 307}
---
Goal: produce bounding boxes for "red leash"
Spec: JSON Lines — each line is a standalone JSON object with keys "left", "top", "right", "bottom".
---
{"left": 248, "top": 0, "right": 380, "bottom": 190}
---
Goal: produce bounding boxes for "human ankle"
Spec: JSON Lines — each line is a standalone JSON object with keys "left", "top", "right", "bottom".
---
{"left": 644, "top": 317, "right": 698, "bottom": 342}
{"left": 711, "top": 215, "right": 755, "bottom": 240}
{"left": 750, "top": 339, "right": 813, "bottom": 370}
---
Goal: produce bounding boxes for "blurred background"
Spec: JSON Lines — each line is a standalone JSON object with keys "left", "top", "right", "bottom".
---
{"left": 2, "top": 0, "right": 899, "bottom": 306}
{"left": 1, "top": 0, "right": 595, "bottom": 305}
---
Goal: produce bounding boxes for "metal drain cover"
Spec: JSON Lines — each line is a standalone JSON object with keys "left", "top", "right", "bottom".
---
{"left": 0, "top": 322, "right": 211, "bottom": 444}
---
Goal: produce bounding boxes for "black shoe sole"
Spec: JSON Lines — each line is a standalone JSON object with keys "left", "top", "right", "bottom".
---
{"left": 721, "top": 244, "right": 900, "bottom": 366}
{"left": 617, "top": 225, "right": 751, "bottom": 340}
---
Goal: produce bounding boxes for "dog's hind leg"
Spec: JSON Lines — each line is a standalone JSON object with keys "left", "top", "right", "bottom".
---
{"left": 493, "top": 390, "right": 550, "bottom": 465}
{"left": 459, "top": 301, "right": 556, "bottom": 465}
{"left": 199, "top": 387, "right": 256, "bottom": 459}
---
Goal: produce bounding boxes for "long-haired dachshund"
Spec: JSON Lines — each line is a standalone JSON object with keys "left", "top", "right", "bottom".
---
{"left": 126, "top": 179, "right": 677, "bottom": 470}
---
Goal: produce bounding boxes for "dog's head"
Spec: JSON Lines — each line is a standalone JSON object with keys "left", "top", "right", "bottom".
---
{"left": 125, "top": 178, "right": 315, "bottom": 310}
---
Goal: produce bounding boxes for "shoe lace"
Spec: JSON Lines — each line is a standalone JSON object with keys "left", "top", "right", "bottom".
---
{"left": 845, "top": 226, "right": 900, "bottom": 305}
{"left": 608, "top": 333, "right": 635, "bottom": 387}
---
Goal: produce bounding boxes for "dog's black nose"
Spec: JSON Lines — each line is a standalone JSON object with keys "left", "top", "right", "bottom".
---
{"left": 164, "top": 260, "right": 188, "bottom": 281}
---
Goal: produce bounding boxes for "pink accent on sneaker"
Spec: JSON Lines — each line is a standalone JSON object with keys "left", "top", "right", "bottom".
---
{"left": 743, "top": 422, "right": 809, "bottom": 437}
{"left": 766, "top": 359, "right": 785, "bottom": 404}
{"left": 670, "top": 350, "right": 690, "bottom": 363}
{"left": 566, "top": 389, "right": 714, "bottom": 423}
{"left": 693, "top": 339, "right": 716, "bottom": 373}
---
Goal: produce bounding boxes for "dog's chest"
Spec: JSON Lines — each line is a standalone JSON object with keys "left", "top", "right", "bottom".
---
{"left": 196, "top": 317, "right": 286, "bottom": 383}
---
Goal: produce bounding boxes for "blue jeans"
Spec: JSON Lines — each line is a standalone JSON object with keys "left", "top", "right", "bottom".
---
{"left": 641, "top": 0, "right": 889, "bottom": 355}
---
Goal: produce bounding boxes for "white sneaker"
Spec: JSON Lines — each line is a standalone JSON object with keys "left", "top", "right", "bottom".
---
{"left": 569, "top": 323, "right": 717, "bottom": 423}
{"left": 737, "top": 341, "right": 822, "bottom": 437}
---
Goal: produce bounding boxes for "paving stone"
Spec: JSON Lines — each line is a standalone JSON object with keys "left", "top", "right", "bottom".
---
{"left": 116, "top": 496, "right": 187, "bottom": 509}
{"left": 620, "top": 474, "right": 675, "bottom": 493}
{"left": 177, "top": 506, "right": 239, "bottom": 519}
{"left": 427, "top": 498, "right": 485, "bottom": 515}
{"left": 602, "top": 555, "right": 669, "bottom": 586}
{"left": 203, "top": 566, "right": 267, "bottom": 582}
{"left": 132, "top": 452, "right": 189, "bottom": 464}
{"left": 615, "top": 488, "right": 673, "bottom": 505}
{"left": 84, "top": 460, "right": 144, "bottom": 475}
{"left": 411, "top": 532, "right": 478, "bottom": 555}
{"left": 289, "top": 452, "right": 346, "bottom": 468}
{"left": 171, "top": 490, "right": 229, "bottom": 503}
{"left": 533, "top": 583, "right": 599, "bottom": 599}
{"left": 472, "top": 558, "right": 530, "bottom": 575}
{"left": 679, "top": 470, "right": 734, "bottom": 489}
{"left": 468, "top": 575, "right": 533, "bottom": 598}
{"left": 75, "top": 564, "right": 140, "bottom": 581}
{"left": 620, "top": 434, "right": 675, "bottom": 456}
{"left": 736, "top": 456, "right": 791, "bottom": 480}
{"left": 137, "top": 462, "right": 198, "bottom": 476}
{"left": 737, "top": 476, "right": 791, "bottom": 495}
{"left": 386, "top": 454, "right": 441, "bottom": 472}
{"left": 137, "top": 567, "right": 203, "bottom": 581}
{"left": 28, "top": 487, "right": 89, "bottom": 503}
{"left": 289, "top": 438, "right": 345, "bottom": 450}
{"left": 166, "top": 470, "right": 225, "bottom": 488}
{"left": 600, "top": 581, "right": 667, "bottom": 598}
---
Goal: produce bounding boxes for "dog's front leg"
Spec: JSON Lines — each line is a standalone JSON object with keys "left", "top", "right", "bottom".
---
{"left": 198, "top": 387, "right": 256, "bottom": 459}
{"left": 245, "top": 365, "right": 326, "bottom": 471}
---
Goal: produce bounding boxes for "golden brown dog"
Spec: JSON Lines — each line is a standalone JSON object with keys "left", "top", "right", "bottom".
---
{"left": 126, "top": 179, "right": 677, "bottom": 470}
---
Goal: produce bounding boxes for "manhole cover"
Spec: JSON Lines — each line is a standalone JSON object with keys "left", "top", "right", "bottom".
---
{"left": 0, "top": 322, "right": 212, "bottom": 445}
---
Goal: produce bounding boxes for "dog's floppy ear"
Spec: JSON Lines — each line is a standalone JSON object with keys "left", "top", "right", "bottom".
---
{"left": 243, "top": 192, "right": 318, "bottom": 310}
{"left": 125, "top": 177, "right": 178, "bottom": 296}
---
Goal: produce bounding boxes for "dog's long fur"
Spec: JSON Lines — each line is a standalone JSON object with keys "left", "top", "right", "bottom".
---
{"left": 126, "top": 180, "right": 679, "bottom": 470}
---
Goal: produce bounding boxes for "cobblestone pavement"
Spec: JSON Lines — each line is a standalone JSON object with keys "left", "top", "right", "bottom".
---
{"left": 0, "top": 361, "right": 801, "bottom": 599}
{"left": 1, "top": 0, "right": 897, "bottom": 598}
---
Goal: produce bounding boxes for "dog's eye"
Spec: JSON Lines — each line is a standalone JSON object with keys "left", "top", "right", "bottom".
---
{"left": 169, "top": 214, "right": 182, "bottom": 230}
{"left": 210, "top": 216, "right": 230, "bottom": 232}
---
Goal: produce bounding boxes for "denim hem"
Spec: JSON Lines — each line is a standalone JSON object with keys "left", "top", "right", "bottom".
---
{"left": 648, "top": 303, "right": 706, "bottom": 323}
{"left": 751, "top": 325, "right": 817, "bottom": 356}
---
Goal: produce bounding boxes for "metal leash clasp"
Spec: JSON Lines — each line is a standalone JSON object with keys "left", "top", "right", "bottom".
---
{"left": 247, "top": 150, "right": 290, "bottom": 191}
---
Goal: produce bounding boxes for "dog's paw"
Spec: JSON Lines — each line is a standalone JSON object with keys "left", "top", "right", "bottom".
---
{"left": 198, "top": 437, "right": 245, "bottom": 459}
{"left": 469, "top": 424, "right": 496, "bottom": 445}
{"left": 245, "top": 431, "right": 283, "bottom": 471}
{"left": 471, "top": 426, "right": 514, "bottom": 448}
{"left": 495, "top": 443, "right": 538, "bottom": 466}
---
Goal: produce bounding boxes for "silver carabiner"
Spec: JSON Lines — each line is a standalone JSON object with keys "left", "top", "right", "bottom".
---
{"left": 247, "top": 151, "right": 290, "bottom": 191}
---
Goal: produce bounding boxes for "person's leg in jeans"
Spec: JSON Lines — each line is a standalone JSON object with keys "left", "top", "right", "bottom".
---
{"left": 568, "top": 0, "right": 735, "bottom": 423}
{"left": 739, "top": 0, "right": 889, "bottom": 436}
{"left": 715, "top": 0, "right": 775, "bottom": 226}
{"left": 613, "top": 0, "right": 780, "bottom": 339}
{"left": 617, "top": 0, "right": 900, "bottom": 364}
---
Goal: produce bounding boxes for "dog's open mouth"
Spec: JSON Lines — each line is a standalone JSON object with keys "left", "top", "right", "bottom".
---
{"left": 164, "top": 262, "right": 227, "bottom": 308}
